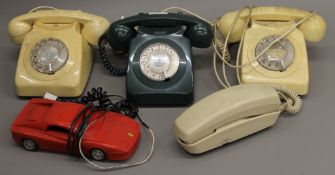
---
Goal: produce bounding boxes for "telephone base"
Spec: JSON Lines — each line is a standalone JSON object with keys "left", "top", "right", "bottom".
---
{"left": 127, "top": 91, "right": 193, "bottom": 106}
{"left": 126, "top": 29, "right": 194, "bottom": 106}
{"left": 240, "top": 23, "right": 309, "bottom": 95}
{"left": 15, "top": 81, "right": 89, "bottom": 97}
{"left": 14, "top": 22, "right": 92, "bottom": 97}
{"left": 126, "top": 67, "right": 194, "bottom": 106}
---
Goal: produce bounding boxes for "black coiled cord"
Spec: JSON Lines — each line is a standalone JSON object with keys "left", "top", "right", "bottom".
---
{"left": 59, "top": 87, "right": 147, "bottom": 156}
{"left": 60, "top": 87, "right": 112, "bottom": 109}
{"left": 98, "top": 36, "right": 127, "bottom": 76}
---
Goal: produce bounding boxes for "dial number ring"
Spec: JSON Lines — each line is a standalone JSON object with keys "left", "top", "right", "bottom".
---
{"left": 30, "top": 38, "right": 68, "bottom": 74}
{"left": 139, "top": 43, "right": 180, "bottom": 81}
{"left": 255, "top": 35, "right": 295, "bottom": 71}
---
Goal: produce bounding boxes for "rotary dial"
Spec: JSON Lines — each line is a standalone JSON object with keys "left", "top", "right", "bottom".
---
{"left": 139, "top": 43, "right": 180, "bottom": 81}
{"left": 255, "top": 35, "right": 295, "bottom": 71}
{"left": 30, "top": 38, "right": 68, "bottom": 74}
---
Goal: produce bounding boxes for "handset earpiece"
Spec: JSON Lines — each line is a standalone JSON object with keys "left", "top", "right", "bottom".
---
{"left": 82, "top": 18, "right": 110, "bottom": 46}
{"left": 219, "top": 7, "right": 327, "bottom": 43}
{"left": 217, "top": 11, "right": 246, "bottom": 43}
{"left": 8, "top": 20, "right": 32, "bottom": 44}
{"left": 106, "top": 24, "right": 136, "bottom": 52}
{"left": 185, "top": 23, "right": 213, "bottom": 48}
{"left": 298, "top": 13, "right": 326, "bottom": 42}
{"left": 9, "top": 9, "right": 110, "bottom": 46}
{"left": 8, "top": 7, "right": 52, "bottom": 44}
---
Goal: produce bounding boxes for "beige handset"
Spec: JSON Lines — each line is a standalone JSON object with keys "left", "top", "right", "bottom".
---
{"left": 8, "top": 7, "right": 110, "bottom": 97}
{"left": 175, "top": 84, "right": 302, "bottom": 154}
{"left": 216, "top": 7, "right": 326, "bottom": 95}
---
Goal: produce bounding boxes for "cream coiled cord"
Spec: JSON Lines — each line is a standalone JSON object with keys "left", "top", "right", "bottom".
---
{"left": 271, "top": 84, "right": 303, "bottom": 114}
{"left": 214, "top": 39, "right": 231, "bottom": 62}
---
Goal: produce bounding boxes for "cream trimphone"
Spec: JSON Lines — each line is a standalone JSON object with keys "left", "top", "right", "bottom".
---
{"left": 175, "top": 84, "right": 301, "bottom": 154}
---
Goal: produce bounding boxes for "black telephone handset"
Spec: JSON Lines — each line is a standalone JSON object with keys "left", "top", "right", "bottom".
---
{"left": 106, "top": 13, "right": 212, "bottom": 51}
{"left": 99, "top": 12, "right": 213, "bottom": 106}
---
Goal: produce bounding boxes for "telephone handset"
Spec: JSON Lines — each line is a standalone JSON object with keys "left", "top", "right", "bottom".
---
{"left": 218, "top": 7, "right": 326, "bottom": 43}
{"left": 8, "top": 7, "right": 110, "bottom": 97}
{"left": 105, "top": 12, "right": 212, "bottom": 51}
{"left": 217, "top": 7, "right": 326, "bottom": 95}
{"left": 175, "top": 84, "right": 302, "bottom": 154}
{"left": 99, "top": 12, "right": 212, "bottom": 105}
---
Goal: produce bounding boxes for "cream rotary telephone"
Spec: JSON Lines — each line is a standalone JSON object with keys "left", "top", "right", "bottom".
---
{"left": 8, "top": 7, "right": 110, "bottom": 97}
{"left": 216, "top": 6, "right": 326, "bottom": 95}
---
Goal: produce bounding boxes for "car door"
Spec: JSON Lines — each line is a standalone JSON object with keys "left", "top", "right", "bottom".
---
{"left": 44, "top": 125, "right": 69, "bottom": 153}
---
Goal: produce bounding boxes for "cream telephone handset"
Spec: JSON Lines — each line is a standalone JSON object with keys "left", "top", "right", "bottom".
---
{"left": 8, "top": 7, "right": 110, "bottom": 97}
{"left": 175, "top": 84, "right": 302, "bottom": 154}
{"left": 216, "top": 7, "right": 326, "bottom": 95}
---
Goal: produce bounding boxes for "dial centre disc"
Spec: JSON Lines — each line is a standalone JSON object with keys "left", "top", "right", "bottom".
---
{"left": 148, "top": 51, "right": 171, "bottom": 74}
{"left": 30, "top": 38, "right": 68, "bottom": 74}
{"left": 255, "top": 35, "right": 295, "bottom": 71}
{"left": 139, "top": 43, "right": 180, "bottom": 81}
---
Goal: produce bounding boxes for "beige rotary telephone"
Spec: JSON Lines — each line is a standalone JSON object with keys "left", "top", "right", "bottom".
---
{"left": 216, "top": 7, "right": 326, "bottom": 95}
{"left": 8, "top": 7, "right": 110, "bottom": 97}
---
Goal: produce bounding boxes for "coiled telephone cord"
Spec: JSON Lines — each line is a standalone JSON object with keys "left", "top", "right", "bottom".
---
{"left": 214, "top": 39, "right": 231, "bottom": 62}
{"left": 271, "top": 84, "right": 303, "bottom": 114}
{"left": 98, "top": 37, "right": 127, "bottom": 76}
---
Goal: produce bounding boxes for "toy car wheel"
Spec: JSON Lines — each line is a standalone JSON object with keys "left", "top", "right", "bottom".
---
{"left": 90, "top": 148, "right": 106, "bottom": 161}
{"left": 22, "top": 138, "right": 37, "bottom": 151}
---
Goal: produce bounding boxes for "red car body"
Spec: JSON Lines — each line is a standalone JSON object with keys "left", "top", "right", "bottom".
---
{"left": 11, "top": 99, "right": 141, "bottom": 160}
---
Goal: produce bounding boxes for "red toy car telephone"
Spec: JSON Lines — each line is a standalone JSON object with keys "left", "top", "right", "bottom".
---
{"left": 11, "top": 88, "right": 155, "bottom": 170}
{"left": 12, "top": 98, "right": 140, "bottom": 160}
